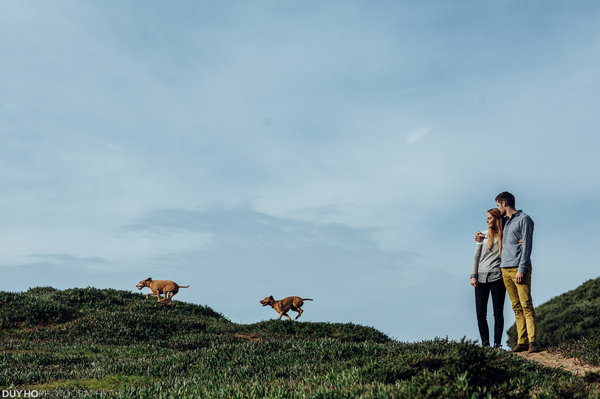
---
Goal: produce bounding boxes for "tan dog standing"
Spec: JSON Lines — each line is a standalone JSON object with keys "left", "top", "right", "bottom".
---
{"left": 260, "top": 295, "right": 313, "bottom": 320}
{"left": 136, "top": 278, "right": 189, "bottom": 306}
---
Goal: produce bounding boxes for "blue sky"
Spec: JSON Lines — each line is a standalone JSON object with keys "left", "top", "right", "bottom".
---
{"left": 1, "top": 1, "right": 599, "bottom": 343}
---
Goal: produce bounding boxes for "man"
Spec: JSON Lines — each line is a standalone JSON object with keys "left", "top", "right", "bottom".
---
{"left": 479, "top": 191, "right": 538, "bottom": 353}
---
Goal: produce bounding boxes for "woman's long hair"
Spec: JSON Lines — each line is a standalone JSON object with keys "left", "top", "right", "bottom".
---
{"left": 487, "top": 208, "right": 503, "bottom": 257}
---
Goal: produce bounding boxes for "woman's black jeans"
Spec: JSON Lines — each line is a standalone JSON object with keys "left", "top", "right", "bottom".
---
{"left": 475, "top": 278, "right": 506, "bottom": 346}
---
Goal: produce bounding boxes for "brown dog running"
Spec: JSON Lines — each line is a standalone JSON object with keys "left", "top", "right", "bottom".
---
{"left": 260, "top": 295, "right": 313, "bottom": 320}
{"left": 136, "top": 278, "right": 190, "bottom": 306}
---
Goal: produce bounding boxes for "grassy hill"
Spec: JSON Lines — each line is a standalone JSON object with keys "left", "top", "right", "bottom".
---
{"left": 1, "top": 287, "right": 599, "bottom": 398}
{"left": 507, "top": 277, "right": 600, "bottom": 365}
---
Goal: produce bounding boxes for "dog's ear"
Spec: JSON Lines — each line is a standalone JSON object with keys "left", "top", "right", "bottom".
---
{"left": 146, "top": 277, "right": 152, "bottom": 281}
{"left": 269, "top": 295, "right": 274, "bottom": 300}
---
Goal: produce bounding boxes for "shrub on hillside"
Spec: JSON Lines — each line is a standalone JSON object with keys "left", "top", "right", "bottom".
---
{"left": 553, "top": 336, "right": 600, "bottom": 366}
{"left": 507, "top": 277, "right": 600, "bottom": 348}
{"left": 0, "top": 291, "right": 74, "bottom": 328}
{"left": 0, "top": 287, "right": 226, "bottom": 333}
{"left": 240, "top": 320, "right": 390, "bottom": 343}
{"left": 51, "top": 287, "right": 140, "bottom": 309}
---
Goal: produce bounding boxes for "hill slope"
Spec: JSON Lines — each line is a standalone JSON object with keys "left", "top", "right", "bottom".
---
{"left": 1, "top": 287, "right": 599, "bottom": 398}
{"left": 507, "top": 277, "right": 600, "bottom": 366}
{"left": 507, "top": 277, "right": 600, "bottom": 346}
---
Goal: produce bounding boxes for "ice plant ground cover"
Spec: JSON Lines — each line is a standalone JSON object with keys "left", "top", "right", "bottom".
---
{"left": 1, "top": 286, "right": 599, "bottom": 398}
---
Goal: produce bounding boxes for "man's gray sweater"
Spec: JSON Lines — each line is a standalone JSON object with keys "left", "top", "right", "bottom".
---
{"left": 500, "top": 210, "right": 534, "bottom": 274}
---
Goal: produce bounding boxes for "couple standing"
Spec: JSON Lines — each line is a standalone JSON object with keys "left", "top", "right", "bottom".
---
{"left": 470, "top": 191, "right": 539, "bottom": 353}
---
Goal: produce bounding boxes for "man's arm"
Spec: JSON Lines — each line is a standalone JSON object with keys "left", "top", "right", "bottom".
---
{"left": 517, "top": 216, "right": 534, "bottom": 274}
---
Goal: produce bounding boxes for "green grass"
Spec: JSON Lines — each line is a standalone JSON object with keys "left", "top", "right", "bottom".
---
{"left": 22, "top": 375, "right": 155, "bottom": 391}
{"left": 1, "top": 287, "right": 599, "bottom": 398}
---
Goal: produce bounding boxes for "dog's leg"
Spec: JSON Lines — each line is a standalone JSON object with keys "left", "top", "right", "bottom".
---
{"left": 159, "top": 291, "right": 170, "bottom": 303}
{"left": 282, "top": 313, "right": 291, "bottom": 321}
{"left": 294, "top": 308, "right": 303, "bottom": 319}
{"left": 155, "top": 290, "right": 163, "bottom": 302}
{"left": 167, "top": 292, "right": 174, "bottom": 306}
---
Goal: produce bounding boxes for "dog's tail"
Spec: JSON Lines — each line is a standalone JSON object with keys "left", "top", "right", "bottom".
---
{"left": 302, "top": 298, "right": 313, "bottom": 301}
{"left": 178, "top": 285, "right": 190, "bottom": 288}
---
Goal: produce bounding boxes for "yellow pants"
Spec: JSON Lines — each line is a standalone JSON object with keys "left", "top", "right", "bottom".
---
{"left": 502, "top": 267, "right": 536, "bottom": 344}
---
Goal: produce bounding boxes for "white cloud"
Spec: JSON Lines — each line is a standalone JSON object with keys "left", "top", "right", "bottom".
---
{"left": 406, "top": 127, "right": 430, "bottom": 143}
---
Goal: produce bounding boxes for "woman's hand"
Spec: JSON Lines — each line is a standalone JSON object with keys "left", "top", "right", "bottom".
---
{"left": 470, "top": 277, "right": 478, "bottom": 288}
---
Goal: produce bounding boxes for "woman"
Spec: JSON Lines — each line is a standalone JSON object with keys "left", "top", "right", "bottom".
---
{"left": 471, "top": 208, "right": 506, "bottom": 348}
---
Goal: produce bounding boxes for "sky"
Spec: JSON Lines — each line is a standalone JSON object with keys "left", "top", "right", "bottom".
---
{"left": 1, "top": 1, "right": 599, "bottom": 344}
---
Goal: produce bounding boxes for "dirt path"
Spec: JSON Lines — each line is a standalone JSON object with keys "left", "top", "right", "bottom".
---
{"left": 514, "top": 350, "right": 600, "bottom": 376}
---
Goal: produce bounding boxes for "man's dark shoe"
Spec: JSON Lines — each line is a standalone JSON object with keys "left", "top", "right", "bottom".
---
{"left": 511, "top": 343, "right": 529, "bottom": 352}
{"left": 528, "top": 343, "right": 540, "bottom": 353}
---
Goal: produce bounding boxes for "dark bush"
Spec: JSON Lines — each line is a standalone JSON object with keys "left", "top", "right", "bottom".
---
{"left": 240, "top": 320, "right": 390, "bottom": 343}
{"left": 507, "top": 277, "right": 600, "bottom": 348}
{"left": 0, "top": 291, "right": 74, "bottom": 328}
{"left": 553, "top": 336, "right": 600, "bottom": 366}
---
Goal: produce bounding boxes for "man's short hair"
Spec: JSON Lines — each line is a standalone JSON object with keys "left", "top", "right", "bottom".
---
{"left": 495, "top": 191, "right": 516, "bottom": 208}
